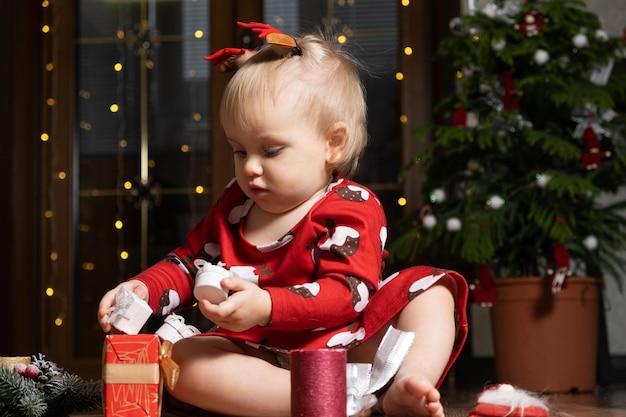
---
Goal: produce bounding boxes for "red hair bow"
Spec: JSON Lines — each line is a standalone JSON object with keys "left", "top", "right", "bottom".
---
{"left": 204, "top": 21, "right": 298, "bottom": 72}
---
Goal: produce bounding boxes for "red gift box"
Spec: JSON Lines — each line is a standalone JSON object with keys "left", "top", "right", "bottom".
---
{"left": 102, "top": 334, "right": 178, "bottom": 417}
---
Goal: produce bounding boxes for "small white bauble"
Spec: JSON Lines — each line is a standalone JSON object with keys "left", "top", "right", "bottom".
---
{"left": 583, "top": 235, "right": 598, "bottom": 251}
{"left": 595, "top": 29, "right": 609, "bottom": 41}
{"left": 536, "top": 173, "right": 551, "bottom": 188}
{"left": 446, "top": 217, "right": 462, "bottom": 231}
{"left": 449, "top": 17, "right": 468, "bottom": 36}
{"left": 534, "top": 49, "right": 549, "bottom": 65}
{"left": 482, "top": 3, "right": 498, "bottom": 18}
{"left": 430, "top": 188, "right": 446, "bottom": 203}
{"left": 422, "top": 214, "right": 437, "bottom": 229}
{"left": 491, "top": 38, "right": 506, "bottom": 51}
{"left": 573, "top": 33, "right": 589, "bottom": 48}
{"left": 487, "top": 195, "right": 505, "bottom": 209}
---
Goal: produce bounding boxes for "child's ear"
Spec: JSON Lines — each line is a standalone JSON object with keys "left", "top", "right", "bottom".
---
{"left": 325, "top": 122, "right": 348, "bottom": 163}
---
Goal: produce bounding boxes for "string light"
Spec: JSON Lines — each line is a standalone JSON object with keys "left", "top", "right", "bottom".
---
{"left": 39, "top": 0, "right": 211, "bottom": 336}
{"left": 395, "top": 72, "right": 404, "bottom": 81}
{"left": 397, "top": 197, "right": 407, "bottom": 207}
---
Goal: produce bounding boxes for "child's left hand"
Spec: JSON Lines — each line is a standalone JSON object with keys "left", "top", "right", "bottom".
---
{"left": 198, "top": 275, "right": 272, "bottom": 332}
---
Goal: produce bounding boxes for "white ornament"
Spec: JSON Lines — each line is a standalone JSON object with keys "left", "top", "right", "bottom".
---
{"left": 536, "top": 173, "right": 551, "bottom": 188}
{"left": 446, "top": 217, "right": 462, "bottom": 231}
{"left": 449, "top": 17, "right": 468, "bottom": 36}
{"left": 534, "top": 49, "right": 549, "bottom": 65}
{"left": 422, "top": 214, "right": 437, "bottom": 229}
{"left": 595, "top": 29, "right": 609, "bottom": 41}
{"left": 430, "top": 188, "right": 446, "bottom": 203}
{"left": 583, "top": 235, "right": 598, "bottom": 251}
{"left": 573, "top": 33, "right": 589, "bottom": 48}
{"left": 487, "top": 195, "right": 505, "bottom": 209}
{"left": 491, "top": 38, "right": 506, "bottom": 51}
{"left": 482, "top": 3, "right": 497, "bottom": 18}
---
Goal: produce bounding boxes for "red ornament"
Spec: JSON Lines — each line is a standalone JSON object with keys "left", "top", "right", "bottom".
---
{"left": 580, "top": 125, "right": 611, "bottom": 169}
{"left": 453, "top": 106, "right": 478, "bottom": 127}
{"left": 501, "top": 70, "right": 519, "bottom": 111}
{"left": 547, "top": 242, "right": 571, "bottom": 293}
{"left": 515, "top": 10, "right": 548, "bottom": 37}
{"left": 453, "top": 107, "right": 467, "bottom": 126}
{"left": 468, "top": 264, "right": 497, "bottom": 306}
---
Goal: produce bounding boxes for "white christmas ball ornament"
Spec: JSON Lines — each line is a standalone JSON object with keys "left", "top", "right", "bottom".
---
{"left": 595, "top": 29, "right": 608, "bottom": 41}
{"left": 536, "top": 173, "right": 551, "bottom": 188}
{"left": 573, "top": 33, "right": 589, "bottom": 48}
{"left": 534, "top": 49, "right": 550, "bottom": 65}
{"left": 583, "top": 235, "right": 598, "bottom": 251}
{"left": 422, "top": 214, "right": 437, "bottom": 229}
{"left": 482, "top": 3, "right": 497, "bottom": 18}
{"left": 446, "top": 217, "right": 462, "bottom": 232}
{"left": 449, "top": 17, "right": 468, "bottom": 36}
{"left": 487, "top": 195, "right": 505, "bottom": 209}
{"left": 430, "top": 188, "right": 446, "bottom": 203}
{"left": 491, "top": 38, "right": 506, "bottom": 51}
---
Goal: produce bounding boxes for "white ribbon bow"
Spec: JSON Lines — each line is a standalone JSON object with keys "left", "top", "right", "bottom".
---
{"left": 346, "top": 326, "right": 416, "bottom": 417}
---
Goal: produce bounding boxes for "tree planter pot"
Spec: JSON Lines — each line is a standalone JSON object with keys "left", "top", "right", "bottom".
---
{"left": 491, "top": 277, "right": 602, "bottom": 393}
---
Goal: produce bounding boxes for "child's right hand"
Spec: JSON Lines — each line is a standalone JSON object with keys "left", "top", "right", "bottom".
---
{"left": 97, "top": 280, "right": 149, "bottom": 333}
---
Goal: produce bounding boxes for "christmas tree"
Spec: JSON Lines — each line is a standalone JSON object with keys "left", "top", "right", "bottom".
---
{"left": 391, "top": 0, "right": 626, "bottom": 299}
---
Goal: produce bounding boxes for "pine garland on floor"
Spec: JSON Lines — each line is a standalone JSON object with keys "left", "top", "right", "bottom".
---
{"left": 0, "top": 354, "right": 101, "bottom": 417}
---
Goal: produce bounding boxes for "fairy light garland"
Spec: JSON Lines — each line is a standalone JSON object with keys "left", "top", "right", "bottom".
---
{"left": 41, "top": 0, "right": 67, "bottom": 329}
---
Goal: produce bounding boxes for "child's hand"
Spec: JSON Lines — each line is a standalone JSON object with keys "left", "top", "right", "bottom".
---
{"left": 97, "top": 280, "right": 149, "bottom": 333}
{"left": 198, "top": 275, "right": 272, "bottom": 332}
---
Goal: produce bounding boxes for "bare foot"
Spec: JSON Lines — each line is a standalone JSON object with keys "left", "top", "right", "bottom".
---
{"left": 378, "top": 376, "right": 444, "bottom": 417}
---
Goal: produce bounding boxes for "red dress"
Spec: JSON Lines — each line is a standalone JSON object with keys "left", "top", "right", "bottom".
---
{"left": 134, "top": 177, "right": 468, "bottom": 386}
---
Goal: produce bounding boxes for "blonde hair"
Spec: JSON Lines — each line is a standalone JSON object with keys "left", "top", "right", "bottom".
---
{"left": 220, "top": 29, "right": 367, "bottom": 178}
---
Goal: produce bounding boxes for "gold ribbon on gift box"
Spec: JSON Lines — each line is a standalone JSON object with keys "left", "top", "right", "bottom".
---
{"left": 159, "top": 340, "right": 179, "bottom": 389}
{"left": 103, "top": 340, "right": 179, "bottom": 390}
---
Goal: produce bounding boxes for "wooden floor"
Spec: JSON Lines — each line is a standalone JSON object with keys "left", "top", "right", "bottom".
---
{"left": 73, "top": 384, "right": 626, "bottom": 416}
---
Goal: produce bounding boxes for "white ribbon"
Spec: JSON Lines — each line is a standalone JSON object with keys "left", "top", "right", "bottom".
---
{"left": 346, "top": 326, "right": 416, "bottom": 417}
{"left": 571, "top": 104, "right": 616, "bottom": 139}
{"left": 163, "top": 313, "right": 201, "bottom": 338}
{"left": 108, "top": 288, "right": 140, "bottom": 323}
{"left": 481, "top": 0, "right": 523, "bottom": 23}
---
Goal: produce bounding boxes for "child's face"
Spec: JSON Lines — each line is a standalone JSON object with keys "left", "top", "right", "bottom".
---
{"left": 223, "top": 100, "right": 335, "bottom": 215}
